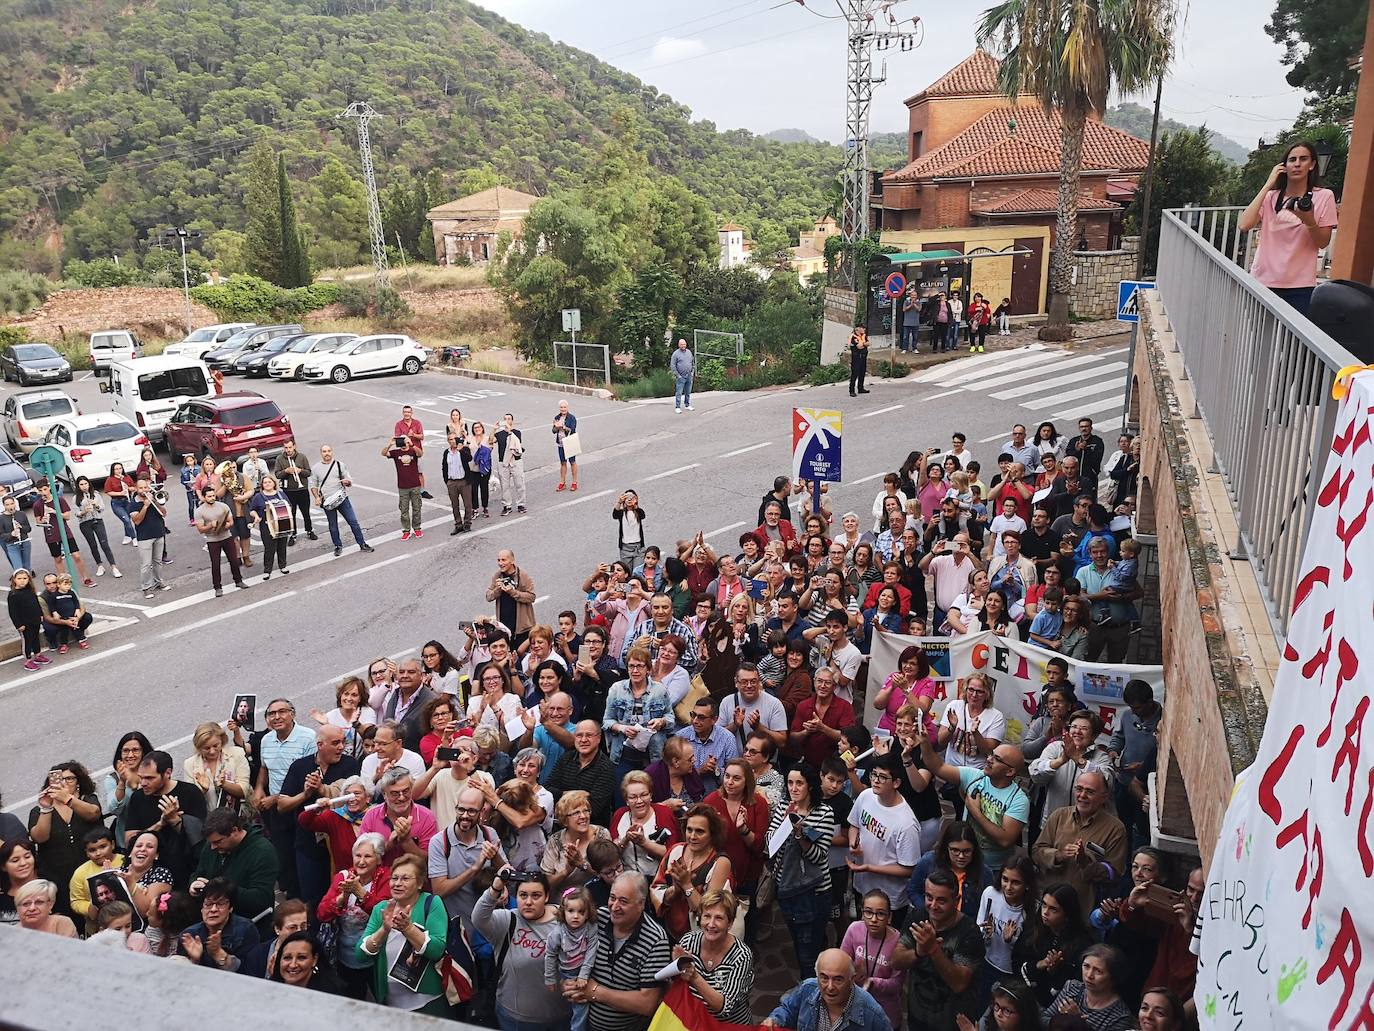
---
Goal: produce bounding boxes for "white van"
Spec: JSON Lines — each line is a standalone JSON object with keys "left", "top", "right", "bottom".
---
{"left": 88, "top": 329, "right": 142, "bottom": 371}
{"left": 99, "top": 355, "right": 212, "bottom": 442}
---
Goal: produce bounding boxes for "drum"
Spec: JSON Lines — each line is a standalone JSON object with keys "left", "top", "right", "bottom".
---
{"left": 265, "top": 496, "right": 293, "bottom": 537}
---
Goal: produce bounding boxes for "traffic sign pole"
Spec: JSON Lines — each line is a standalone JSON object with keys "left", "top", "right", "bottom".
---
{"left": 1121, "top": 322, "right": 1138, "bottom": 436}
{"left": 1115, "top": 280, "right": 1155, "bottom": 434}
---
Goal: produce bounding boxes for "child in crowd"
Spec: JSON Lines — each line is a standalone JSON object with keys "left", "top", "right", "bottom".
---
{"left": 840, "top": 889, "right": 905, "bottom": 1030}
{"left": 1027, "top": 587, "right": 1065, "bottom": 648}
{"left": 633, "top": 546, "right": 664, "bottom": 591}
{"left": 988, "top": 497, "right": 1027, "bottom": 559}
{"left": 545, "top": 885, "right": 599, "bottom": 1031}
{"left": 180, "top": 453, "right": 198, "bottom": 524}
{"left": 757, "top": 630, "right": 789, "bottom": 693}
{"left": 977, "top": 856, "right": 1033, "bottom": 1011}
{"left": 820, "top": 757, "right": 855, "bottom": 938}
{"left": 1101, "top": 537, "right": 1142, "bottom": 628}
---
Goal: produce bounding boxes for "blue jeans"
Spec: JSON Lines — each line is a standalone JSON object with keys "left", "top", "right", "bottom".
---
{"left": 900, "top": 324, "right": 921, "bottom": 352}
{"left": 945, "top": 321, "right": 961, "bottom": 350}
{"left": 778, "top": 890, "right": 829, "bottom": 979}
{"left": 675, "top": 375, "right": 693, "bottom": 408}
{"left": 1271, "top": 286, "right": 1314, "bottom": 317}
{"left": 497, "top": 1004, "right": 558, "bottom": 1031}
{"left": 4, "top": 539, "right": 32, "bottom": 572}
{"left": 109, "top": 497, "right": 137, "bottom": 539}
{"left": 324, "top": 497, "right": 367, "bottom": 549}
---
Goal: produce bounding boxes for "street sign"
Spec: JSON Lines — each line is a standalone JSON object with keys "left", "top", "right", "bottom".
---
{"left": 1116, "top": 280, "right": 1156, "bottom": 323}
{"left": 792, "top": 408, "right": 842, "bottom": 484}
{"left": 29, "top": 445, "right": 64, "bottom": 482}
{"left": 884, "top": 272, "right": 907, "bottom": 298}
{"left": 561, "top": 308, "right": 582, "bottom": 333}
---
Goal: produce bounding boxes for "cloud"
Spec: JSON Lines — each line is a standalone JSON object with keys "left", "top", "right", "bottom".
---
{"left": 649, "top": 36, "right": 707, "bottom": 65}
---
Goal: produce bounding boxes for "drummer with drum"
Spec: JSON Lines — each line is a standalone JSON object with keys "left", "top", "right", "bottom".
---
{"left": 248, "top": 475, "right": 294, "bottom": 581}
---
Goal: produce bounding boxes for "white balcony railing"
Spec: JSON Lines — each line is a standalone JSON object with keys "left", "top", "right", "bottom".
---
{"left": 1156, "top": 207, "right": 1361, "bottom": 635}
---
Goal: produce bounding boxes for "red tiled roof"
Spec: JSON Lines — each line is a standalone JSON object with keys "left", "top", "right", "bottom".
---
{"left": 973, "top": 187, "right": 1122, "bottom": 215}
{"left": 883, "top": 106, "right": 1151, "bottom": 182}
{"left": 916, "top": 49, "right": 1004, "bottom": 99}
{"left": 720, "top": 222, "right": 745, "bottom": 232}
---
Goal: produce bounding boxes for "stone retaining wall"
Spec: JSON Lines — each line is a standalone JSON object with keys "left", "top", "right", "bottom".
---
{"left": 1071, "top": 237, "right": 1141, "bottom": 319}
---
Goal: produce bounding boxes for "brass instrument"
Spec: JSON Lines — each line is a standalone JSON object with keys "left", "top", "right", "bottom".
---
{"left": 150, "top": 484, "right": 169, "bottom": 508}
{"left": 216, "top": 459, "right": 240, "bottom": 495}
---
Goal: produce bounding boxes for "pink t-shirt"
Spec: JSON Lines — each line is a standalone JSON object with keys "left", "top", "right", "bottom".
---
{"left": 840, "top": 921, "right": 905, "bottom": 1031}
{"left": 877, "top": 674, "right": 939, "bottom": 736}
{"left": 1250, "top": 188, "right": 1338, "bottom": 289}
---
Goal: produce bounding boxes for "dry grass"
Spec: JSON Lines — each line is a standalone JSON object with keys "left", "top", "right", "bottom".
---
{"left": 315, "top": 264, "right": 490, "bottom": 293}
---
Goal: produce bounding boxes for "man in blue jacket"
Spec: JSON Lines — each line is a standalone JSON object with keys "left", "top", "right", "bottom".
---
{"left": 670, "top": 338, "right": 695, "bottom": 413}
{"left": 764, "top": 948, "right": 893, "bottom": 1031}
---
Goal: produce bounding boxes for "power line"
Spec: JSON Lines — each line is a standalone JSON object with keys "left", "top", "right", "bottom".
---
{"left": 596, "top": 0, "right": 778, "bottom": 59}
{"left": 626, "top": 19, "right": 832, "bottom": 73}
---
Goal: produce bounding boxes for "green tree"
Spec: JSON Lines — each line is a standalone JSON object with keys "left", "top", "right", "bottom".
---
{"left": 1130, "top": 128, "right": 1236, "bottom": 274}
{"left": 749, "top": 221, "right": 793, "bottom": 276}
{"left": 303, "top": 158, "right": 368, "bottom": 270}
{"left": 1265, "top": 0, "right": 1367, "bottom": 98}
{"left": 277, "top": 154, "right": 310, "bottom": 287}
{"left": 242, "top": 140, "right": 283, "bottom": 284}
{"left": 614, "top": 263, "right": 682, "bottom": 361}
{"left": 978, "top": 0, "right": 1176, "bottom": 338}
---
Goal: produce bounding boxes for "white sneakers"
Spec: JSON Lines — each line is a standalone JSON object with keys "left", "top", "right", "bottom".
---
{"left": 122, "top": 536, "right": 133, "bottom": 545}
{"left": 95, "top": 565, "right": 104, "bottom": 576}
{"left": 112, "top": 567, "right": 122, "bottom": 578}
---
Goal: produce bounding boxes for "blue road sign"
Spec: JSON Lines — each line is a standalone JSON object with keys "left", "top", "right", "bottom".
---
{"left": 1117, "top": 280, "right": 1156, "bottom": 323}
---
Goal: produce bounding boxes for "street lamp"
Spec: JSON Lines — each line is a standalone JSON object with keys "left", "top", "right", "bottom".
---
{"left": 1314, "top": 140, "right": 1334, "bottom": 178}
{"left": 157, "top": 226, "right": 202, "bottom": 336}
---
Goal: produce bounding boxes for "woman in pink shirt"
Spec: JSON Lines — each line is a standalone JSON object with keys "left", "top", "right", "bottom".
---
{"left": 915, "top": 461, "right": 947, "bottom": 523}
{"left": 840, "top": 888, "right": 905, "bottom": 1029}
{"left": 1239, "top": 140, "right": 1338, "bottom": 317}
{"left": 872, "top": 645, "right": 938, "bottom": 736}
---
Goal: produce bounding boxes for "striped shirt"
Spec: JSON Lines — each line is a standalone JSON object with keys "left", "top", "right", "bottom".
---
{"left": 677, "top": 930, "right": 755, "bottom": 1024}
{"left": 588, "top": 909, "right": 671, "bottom": 1031}
{"left": 766, "top": 799, "right": 835, "bottom": 896}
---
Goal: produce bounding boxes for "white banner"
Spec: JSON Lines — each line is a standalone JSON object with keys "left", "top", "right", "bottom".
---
{"left": 1196, "top": 370, "right": 1374, "bottom": 1029}
{"left": 867, "top": 630, "right": 1165, "bottom": 745}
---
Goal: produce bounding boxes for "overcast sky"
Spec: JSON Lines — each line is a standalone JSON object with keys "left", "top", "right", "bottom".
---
{"left": 478, "top": 0, "right": 1307, "bottom": 150}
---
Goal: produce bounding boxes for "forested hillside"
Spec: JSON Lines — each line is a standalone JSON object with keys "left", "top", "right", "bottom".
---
{"left": 0, "top": 0, "right": 854, "bottom": 272}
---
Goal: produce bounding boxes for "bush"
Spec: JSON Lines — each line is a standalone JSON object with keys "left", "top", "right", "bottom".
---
{"left": 374, "top": 286, "right": 412, "bottom": 327}
{"left": 789, "top": 341, "right": 820, "bottom": 370}
{"left": 0, "top": 271, "right": 53, "bottom": 314}
{"left": 190, "top": 275, "right": 340, "bottom": 320}
{"left": 696, "top": 357, "right": 728, "bottom": 392}
{"left": 616, "top": 368, "right": 675, "bottom": 399}
{"left": 0, "top": 326, "right": 31, "bottom": 348}
{"left": 335, "top": 284, "right": 370, "bottom": 317}
{"left": 63, "top": 258, "right": 142, "bottom": 288}
{"left": 808, "top": 361, "right": 849, "bottom": 387}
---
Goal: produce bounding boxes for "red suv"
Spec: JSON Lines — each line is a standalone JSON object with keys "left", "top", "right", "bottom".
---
{"left": 163, "top": 391, "right": 293, "bottom": 463}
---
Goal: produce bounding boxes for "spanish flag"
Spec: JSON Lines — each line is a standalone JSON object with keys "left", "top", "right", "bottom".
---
{"left": 648, "top": 982, "right": 787, "bottom": 1031}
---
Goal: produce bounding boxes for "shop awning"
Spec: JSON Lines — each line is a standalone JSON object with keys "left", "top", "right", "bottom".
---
{"left": 880, "top": 249, "right": 964, "bottom": 264}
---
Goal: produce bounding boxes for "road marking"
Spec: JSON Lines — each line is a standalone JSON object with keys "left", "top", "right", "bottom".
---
{"left": 1033, "top": 378, "right": 1127, "bottom": 407}
{"left": 859, "top": 404, "right": 903, "bottom": 419}
{"left": 643, "top": 463, "right": 699, "bottom": 482}
{"left": 344, "top": 482, "right": 394, "bottom": 497}
{"left": 850, "top": 470, "right": 890, "bottom": 485}
{"left": 78, "top": 372, "right": 94, "bottom": 382}
{"left": 968, "top": 348, "right": 1129, "bottom": 395}
{"left": 703, "top": 521, "right": 748, "bottom": 539}
{"left": 978, "top": 431, "right": 1010, "bottom": 443}
{"left": 534, "top": 594, "right": 550, "bottom": 605}
{"left": 306, "top": 553, "right": 416, "bottom": 591}
{"left": 551, "top": 488, "right": 616, "bottom": 509}
{"left": 0, "top": 642, "right": 136, "bottom": 695}
{"left": 327, "top": 383, "right": 449, "bottom": 416}
{"left": 1052, "top": 398, "right": 1125, "bottom": 421}
{"left": 990, "top": 361, "right": 1128, "bottom": 400}
{"left": 82, "top": 598, "right": 152, "bottom": 611}
{"left": 160, "top": 591, "right": 297, "bottom": 639}
{"left": 923, "top": 350, "right": 1059, "bottom": 387}
{"left": 923, "top": 389, "right": 962, "bottom": 401}
{"left": 718, "top": 442, "right": 772, "bottom": 459}
{"left": 908, "top": 344, "right": 1045, "bottom": 382}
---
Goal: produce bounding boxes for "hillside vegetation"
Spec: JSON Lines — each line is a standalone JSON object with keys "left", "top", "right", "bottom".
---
{"left": 0, "top": 0, "right": 865, "bottom": 273}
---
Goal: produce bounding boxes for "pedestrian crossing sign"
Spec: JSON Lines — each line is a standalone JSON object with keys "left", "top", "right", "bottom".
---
{"left": 1116, "top": 280, "right": 1155, "bottom": 323}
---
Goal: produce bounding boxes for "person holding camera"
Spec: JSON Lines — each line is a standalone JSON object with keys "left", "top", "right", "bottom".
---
{"left": 382, "top": 432, "right": 425, "bottom": 541}
{"left": 486, "top": 549, "right": 537, "bottom": 648}
{"left": 1239, "top": 140, "right": 1338, "bottom": 317}
{"left": 440, "top": 432, "right": 475, "bottom": 535}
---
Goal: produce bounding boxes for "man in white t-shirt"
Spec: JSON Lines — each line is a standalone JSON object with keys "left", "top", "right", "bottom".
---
{"left": 938, "top": 675, "right": 1006, "bottom": 773}
{"left": 803, "top": 609, "right": 865, "bottom": 703}
{"left": 846, "top": 753, "right": 922, "bottom": 927}
{"left": 412, "top": 738, "right": 496, "bottom": 831}
{"left": 359, "top": 720, "right": 426, "bottom": 792}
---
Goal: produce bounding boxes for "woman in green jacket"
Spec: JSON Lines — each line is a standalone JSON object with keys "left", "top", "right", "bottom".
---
{"left": 356, "top": 853, "right": 449, "bottom": 1014}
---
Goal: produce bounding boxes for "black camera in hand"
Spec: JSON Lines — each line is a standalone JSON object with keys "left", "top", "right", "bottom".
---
{"left": 1283, "top": 192, "right": 1314, "bottom": 213}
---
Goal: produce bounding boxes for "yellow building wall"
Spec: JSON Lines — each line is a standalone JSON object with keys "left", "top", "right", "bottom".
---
{"left": 880, "top": 226, "right": 1051, "bottom": 314}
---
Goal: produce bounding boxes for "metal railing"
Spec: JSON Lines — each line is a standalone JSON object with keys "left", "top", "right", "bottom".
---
{"left": 1155, "top": 207, "right": 1360, "bottom": 636}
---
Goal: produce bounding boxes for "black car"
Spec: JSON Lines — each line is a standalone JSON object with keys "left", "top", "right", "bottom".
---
{"left": 232, "top": 334, "right": 304, "bottom": 377}
{"left": 0, "top": 342, "right": 73, "bottom": 385}
{"left": 203, "top": 323, "right": 304, "bottom": 372}
{"left": 0, "top": 444, "right": 35, "bottom": 506}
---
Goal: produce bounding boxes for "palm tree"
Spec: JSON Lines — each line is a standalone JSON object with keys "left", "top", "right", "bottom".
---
{"left": 977, "top": 0, "right": 1177, "bottom": 339}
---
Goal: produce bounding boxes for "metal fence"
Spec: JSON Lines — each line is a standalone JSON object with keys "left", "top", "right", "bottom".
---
{"left": 553, "top": 340, "right": 610, "bottom": 386}
{"left": 1155, "top": 207, "right": 1360, "bottom": 635}
{"left": 693, "top": 329, "right": 745, "bottom": 375}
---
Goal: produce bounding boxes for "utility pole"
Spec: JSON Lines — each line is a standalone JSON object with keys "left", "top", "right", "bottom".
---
{"left": 836, "top": 0, "right": 922, "bottom": 288}
{"left": 157, "top": 226, "right": 201, "bottom": 335}
{"left": 340, "top": 101, "right": 390, "bottom": 292}
{"left": 1135, "top": 69, "right": 1166, "bottom": 281}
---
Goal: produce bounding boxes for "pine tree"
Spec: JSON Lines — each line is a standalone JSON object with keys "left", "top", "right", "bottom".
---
{"left": 277, "top": 154, "right": 309, "bottom": 287}
{"left": 410, "top": 176, "right": 431, "bottom": 262}
{"left": 242, "top": 140, "right": 283, "bottom": 284}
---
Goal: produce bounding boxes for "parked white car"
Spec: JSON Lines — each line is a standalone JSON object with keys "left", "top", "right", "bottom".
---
{"left": 88, "top": 330, "right": 142, "bottom": 371}
{"left": 267, "top": 333, "right": 357, "bottom": 380}
{"left": 42, "top": 413, "right": 148, "bottom": 486}
{"left": 299, "top": 334, "right": 429, "bottom": 383}
{"left": 2, "top": 389, "right": 81, "bottom": 457}
{"left": 163, "top": 323, "right": 256, "bottom": 360}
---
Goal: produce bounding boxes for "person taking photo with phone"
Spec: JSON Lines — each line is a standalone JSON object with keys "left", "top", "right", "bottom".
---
{"left": 1239, "top": 140, "right": 1338, "bottom": 317}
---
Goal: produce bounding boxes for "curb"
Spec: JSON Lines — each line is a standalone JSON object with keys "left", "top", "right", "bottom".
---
{"left": 432, "top": 364, "right": 613, "bottom": 400}
{"left": 0, "top": 613, "right": 128, "bottom": 662}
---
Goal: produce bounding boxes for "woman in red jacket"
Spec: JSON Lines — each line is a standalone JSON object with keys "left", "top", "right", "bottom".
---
{"left": 296, "top": 776, "right": 370, "bottom": 876}
{"left": 703, "top": 757, "right": 770, "bottom": 940}
{"left": 316, "top": 828, "right": 391, "bottom": 999}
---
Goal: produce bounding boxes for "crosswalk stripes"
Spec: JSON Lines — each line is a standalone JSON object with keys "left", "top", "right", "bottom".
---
{"left": 913, "top": 345, "right": 1129, "bottom": 428}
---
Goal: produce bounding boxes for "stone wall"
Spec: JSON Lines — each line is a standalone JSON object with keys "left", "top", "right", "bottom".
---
{"left": 1131, "top": 294, "right": 1271, "bottom": 868}
{"left": 1071, "top": 237, "right": 1140, "bottom": 318}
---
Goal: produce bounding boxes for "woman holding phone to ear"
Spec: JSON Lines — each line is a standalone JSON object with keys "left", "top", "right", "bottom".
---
{"left": 1239, "top": 140, "right": 1338, "bottom": 317}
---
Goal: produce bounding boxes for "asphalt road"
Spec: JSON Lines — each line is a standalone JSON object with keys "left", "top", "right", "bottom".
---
{"left": 0, "top": 347, "right": 1127, "bottom": 814}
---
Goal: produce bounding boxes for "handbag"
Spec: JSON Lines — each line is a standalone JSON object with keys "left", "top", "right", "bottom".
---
{"left": 561, "top": 431, "right": 583, "bottom": 459}
{"left": 774, "top": 831, "right": 826, "bottom": 899}
{"left": 674, "top": 674, "right": 710, "bottom": 726}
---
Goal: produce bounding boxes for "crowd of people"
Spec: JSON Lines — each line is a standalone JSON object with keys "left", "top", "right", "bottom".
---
{"left": 3, "top": 397, "right": 1197, "bottom": 1031}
